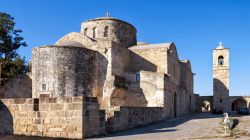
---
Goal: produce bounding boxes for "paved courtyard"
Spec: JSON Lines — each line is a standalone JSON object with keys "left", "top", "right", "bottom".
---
{"left": 1, "top": 113, "right": 250, "bottom": 140}
{"left": 90, "top": 113, "right": 250, "bottom": 140}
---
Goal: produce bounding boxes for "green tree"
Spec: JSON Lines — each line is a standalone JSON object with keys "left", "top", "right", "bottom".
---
{"left": 0, "top": 12, "right": 27, "bottom": 80}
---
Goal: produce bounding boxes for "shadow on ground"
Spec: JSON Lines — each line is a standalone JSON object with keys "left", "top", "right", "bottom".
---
{"left": 89, "top": 112, "right": 225, "bottom": 139}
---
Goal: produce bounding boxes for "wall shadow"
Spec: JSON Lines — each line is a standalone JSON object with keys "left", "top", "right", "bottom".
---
{"left": 231, "top": 98, "right": 248, "bottom": 111}
{"left": 2, "top": 74, "right": 32, "bottom": 98}
{"left": 91, "top": 112, "right": 222, "bottom": 139}
{"left": 0, "top": 135, "right": 76, "bottom": 140}
{"left": 92, "top": 52, "right": 108, "bottom": 106}
{"left": 0, "top": 100, "right": 13, "bottom": 135}
{"left": 129, "top": 51, "right": 157, "bottom": 72}
{"left": 213, "top": 78, "right": 229, "bottom": 111}
{"left": 110, "top": 50, "right": 158, "bottom": 107}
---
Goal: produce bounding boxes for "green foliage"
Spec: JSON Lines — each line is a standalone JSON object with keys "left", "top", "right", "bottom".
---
{"left": 0, "top": 12, "right": 27, "bottom": 79}
{"left": 0, "top": 57, "right": 28, "bottom": 79}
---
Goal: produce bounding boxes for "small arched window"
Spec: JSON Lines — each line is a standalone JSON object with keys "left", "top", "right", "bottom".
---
{"left": 93, "top": 27, "right": 97, "bottom": 38}
{"left": 135, "top": 72, "right": 140, "bottom": 82}
{"left": 104, "top": 26, "right": 109, "bottom": 37}
{"left": 218, "top": 55, "right": 224, "bottom": 65}
{"left": 84, "top": 28, "right": 88, "bottom": 35}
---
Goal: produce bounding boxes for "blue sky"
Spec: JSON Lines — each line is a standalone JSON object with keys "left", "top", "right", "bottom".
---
{"left": 1, "top": 0, "right": 250, "bottom": 96}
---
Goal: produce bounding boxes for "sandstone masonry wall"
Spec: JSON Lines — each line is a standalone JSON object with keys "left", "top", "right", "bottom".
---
{"left": 139, "top": 71, "right": 165, "bottom": 107}
{"left": 0, "top": 96, "right": 105, "bottom": 139}
{"left": 0, "top": 74, "right": 32, "bottom": 98}
{"left": 129, "top": 47, "right": 167, "bottom": 73}
{"left": 106, "top": 106, "right": 164, "bottom": 133}
{"left": 111, "top": 43, "right": 130, "bottom": 77}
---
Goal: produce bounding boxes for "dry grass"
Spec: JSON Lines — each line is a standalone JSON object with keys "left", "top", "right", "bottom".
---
{"left": 190, "top": 116, "right": 250, "bottom": 140}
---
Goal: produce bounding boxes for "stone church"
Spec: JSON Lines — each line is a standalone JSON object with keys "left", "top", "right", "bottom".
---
{"left": 0, "top": 15, "right": 197, "bottom": 138}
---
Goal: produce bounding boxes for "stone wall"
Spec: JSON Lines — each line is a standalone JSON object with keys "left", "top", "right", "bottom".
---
{"left": 180, "top": 61, "right": 193, "bottom": 96}
{"left": 0, "top": 97, "right": 170, "bottom": 138}
{"left": 129, "top": 51, "right": 157, "bottom": 72}
{"left": 0, "top": 74, "right": 32, "bottom": 98}
{"left": 111, "top": 43, "right": 130, "bottom": 77}
{"left": 166, "top": 44, "right": 181, "bottom": 86}
{"left": 178, "top": 60, "right": 196, "bottom": 115}
{"left": 106, "top": 106, "right": 164, "bottom": 133}
{"left": 129, "top": 43, "right": 181, "bottom": 86}
{"left": 129, "top": 45, "right": 167, "bottom": 73}
{"left": 162, "top": 78, "right": 175, "bottom": 118}
{"left": 197, "top": 96, "right": 250, "bottom": 112}
{"left": 139, "top": 71, "right": 165, "bottom": 107}
{"left": 0, "top": 96, "right": 105, "bottom": 139}
{"left": 83, "top": 97, "right": 106, "bottom": 138}
{"left": 110, "top": 70, "right": 165, "bottom": 108}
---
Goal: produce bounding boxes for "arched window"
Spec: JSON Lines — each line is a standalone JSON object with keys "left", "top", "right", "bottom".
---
{"left": 84, "top": 28, "right": 88, "bottom": 35}
{"left": 135, "top": 72, "right": 140, "bottom": 82}
{"left": 104, "top": 26, "right": 109, "bottom": 37}
{"left": 42, "top": 84, "right": 46, "bottom": 92}
{"left": 218, "top": 55, "right": 224, "bottom": 65}
{"left": 93, "top": 27, "right": 97, "bottom": 38}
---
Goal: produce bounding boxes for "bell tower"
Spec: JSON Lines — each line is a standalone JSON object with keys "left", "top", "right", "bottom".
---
{"left": 213, "top": 42, "right": 229, "bottom": 111}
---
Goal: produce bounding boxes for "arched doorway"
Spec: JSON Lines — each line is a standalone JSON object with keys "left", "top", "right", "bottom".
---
{"left": 202, "top": 101, "right": 211, "bottom": 112}
{"left": 231, "top": 99, "right": 247, "bottom": 111}
{"left": 174, "top": 92, "right": 177, "bottom": 117}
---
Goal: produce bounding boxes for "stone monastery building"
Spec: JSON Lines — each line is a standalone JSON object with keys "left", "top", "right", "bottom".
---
{"left": 51, "top": 16, "right": 196, "bottom": 116}
{"left": 3, "top": 15, "right": 249, "bottom": 139}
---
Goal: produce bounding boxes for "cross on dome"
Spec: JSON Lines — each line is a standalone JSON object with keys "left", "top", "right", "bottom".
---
{"left": 105, "top": 12, "right": 111, "bottom": 17}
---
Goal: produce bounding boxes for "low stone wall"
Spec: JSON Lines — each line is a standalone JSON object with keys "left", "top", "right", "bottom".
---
{"left": 83, "top": 97, "right": 105, "bottom": 138}
{"left": 0, "top": 74, "right": 32, "bottom": 98}
{"left": 106, "top": 106, "right": 164, "bottom": 133}
{"left": 0, "top": 97, "right": 168, "bottom": 138}
{"left": 0, "top": 96, "right": 105, "bottom": 139}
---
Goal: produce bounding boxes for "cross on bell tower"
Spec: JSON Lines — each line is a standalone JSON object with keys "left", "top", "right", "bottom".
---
{"left": 219, "top": 41, "right": 223, "bottom": 47}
